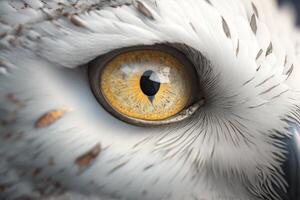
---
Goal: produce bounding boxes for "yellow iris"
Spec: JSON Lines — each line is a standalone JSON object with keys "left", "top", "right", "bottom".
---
{"left": 100, "top": 49, "right": 192, "bottom": 120}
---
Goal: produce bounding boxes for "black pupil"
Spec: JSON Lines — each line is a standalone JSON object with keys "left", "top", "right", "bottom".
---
{"left": 140, "top": 70, "right": 161, "bottom": 97}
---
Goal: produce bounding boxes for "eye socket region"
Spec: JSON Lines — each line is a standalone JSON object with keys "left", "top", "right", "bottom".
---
{"left": 89, "top": 45, "right": 203, "bottom": 126}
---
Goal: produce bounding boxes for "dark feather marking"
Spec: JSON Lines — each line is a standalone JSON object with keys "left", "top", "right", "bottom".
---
{"left": 285, "top": 64, "right": 294, "bottom": 80}
{"left": 143, "top": 164, "right": 155, "bottom": 171}
{"left": 256, "top": 49, "right": 263, "bottom": 60}
{"left": 265, "top": 42, "right": 273, "bottom": 56}
{"left": 222, "top": 17, "right": 231, "bottom": 38}
{"left": 256, "top": 65, "right": 261, "bottom": 71}
{"left": 107, "top": 160, "right": 130, "bottom": 175}
{"left": 236, "top": 40, "right": 240, "bottom": 56}
{"left": 134, "top": 1, "right": 154, "bottom": 20}
{"left": 35, "top": 108, "right": 68, "bottom": 128}
{"left": 190, "top": 22, "right": 197, "bottom": 33}
{"left": 250, "top": 14, "right": 257, "bottom": 34}
{"left": 75, "top": 143, "right": 101, "bottom": 167}
{"left": 210, "top": 142, "right": 216, "bottom": 159}
{"left": 259, "top": 84, "right": 281, "bottom": 95}
{"left": 248, "top": 102, "right": 268, "bottom": 109}
{"left": 205, "top": 0, "right": 212, "bottom": 5}
{"left": 251, "top": 2, "right": 259, "bottom": 17}
{"left": 243, "top": 77, "right": 255, "bottom": 86}
{"left": 255, "top": 75, "right": 275, "bottom": 87}
{"left": 284, "top": 55, "right": 288, "bottom": 66}
{"left": 271, "top": 89, "right": 289, "bottom": 99}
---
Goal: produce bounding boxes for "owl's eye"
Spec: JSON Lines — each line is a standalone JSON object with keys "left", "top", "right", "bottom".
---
{"left": 89, "top": 45, "right": 202, "bottom": 126}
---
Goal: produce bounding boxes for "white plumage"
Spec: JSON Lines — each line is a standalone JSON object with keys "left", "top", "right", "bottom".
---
{"left": 0, "top": 0, "right": 299, "bottom": 199}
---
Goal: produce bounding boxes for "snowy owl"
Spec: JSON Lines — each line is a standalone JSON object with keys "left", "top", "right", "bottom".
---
{"left": 0, "top": 0, "right": 300, "bottom": 200}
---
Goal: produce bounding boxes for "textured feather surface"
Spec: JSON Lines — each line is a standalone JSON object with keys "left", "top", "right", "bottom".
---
{"left": 0, "top": 0, "right": 300, "bottom": 200}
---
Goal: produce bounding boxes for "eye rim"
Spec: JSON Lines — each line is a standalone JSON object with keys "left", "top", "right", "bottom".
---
{"left": 88, "top": 44, "right": 204, "bottom": 127}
